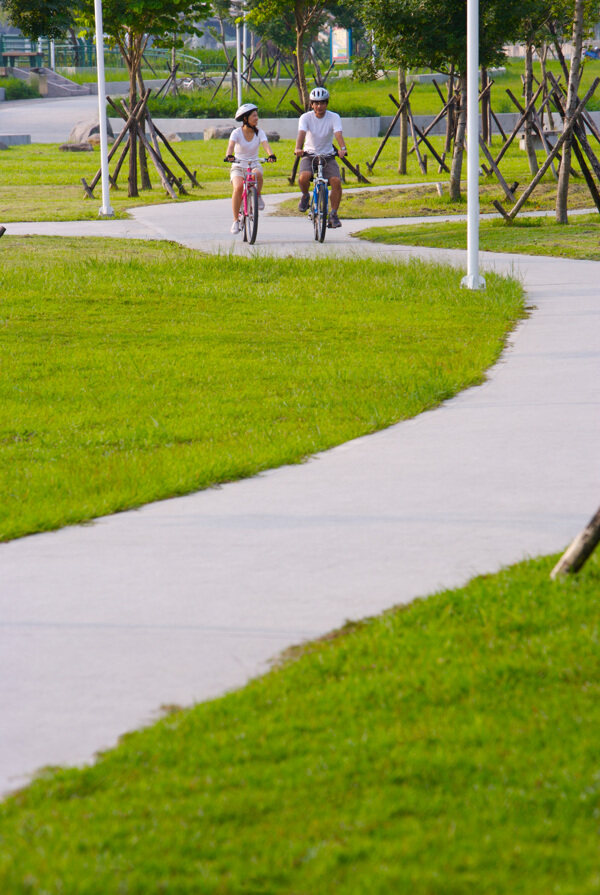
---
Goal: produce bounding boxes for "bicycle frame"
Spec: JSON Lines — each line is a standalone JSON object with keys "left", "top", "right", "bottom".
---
{"left": 232, "top": 157, "right": 269, "bottom": 245}
{"left": 307, "top": 154, "right": 331, "bottom": 243}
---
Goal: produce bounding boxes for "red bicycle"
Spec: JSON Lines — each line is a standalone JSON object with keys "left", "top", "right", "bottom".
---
{"left": 225, "top": 156, "right": 275, "bottom": 244}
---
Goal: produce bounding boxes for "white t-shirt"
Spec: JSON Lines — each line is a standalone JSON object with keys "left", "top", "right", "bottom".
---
{"left": 229, "top": 126, "right": 267, "bottom": 162}
{"left": 298, "top": 110, "right": 343, "bottom": 155}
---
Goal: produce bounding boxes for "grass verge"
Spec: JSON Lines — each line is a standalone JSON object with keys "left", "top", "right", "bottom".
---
{"left": 353, "top": 213, "right": 600, "bottom": 260}
{"left": 0, "top": 236, "right": 524, "bottom": 541}
{"left": 1, "top": 550, "right": 599, "bottom": 893}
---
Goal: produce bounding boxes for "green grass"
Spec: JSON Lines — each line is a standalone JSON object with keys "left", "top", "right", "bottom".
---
{"left": 277, "top": 180, "right": 597, "bottom": 220}
{"left": 1, "top": 549, "right": 599, "bottom": 893}
{"left": 353, "top": 213, "right": 600, "bottom": 260}
{"left": 1, "top": 130, "right": 587, "bottom": 224}
{"left": 0, "top": 236, "right": 524, "bottom": 541}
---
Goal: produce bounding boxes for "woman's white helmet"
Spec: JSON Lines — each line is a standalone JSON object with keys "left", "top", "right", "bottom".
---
{"left": 235, "top": 102, "right": 258, "bottom": 121}
{"left": 309, "top": 87, "right": 329, "bottom": 103}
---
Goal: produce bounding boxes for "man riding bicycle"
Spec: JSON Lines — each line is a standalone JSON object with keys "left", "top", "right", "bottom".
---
{"left": 294, "top": 87, "right": 347, "bottom": 229}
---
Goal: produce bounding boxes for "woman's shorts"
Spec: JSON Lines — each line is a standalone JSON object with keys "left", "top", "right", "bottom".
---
{"left": 299, "top": 155, "right": 341, "bottom": 181}
{"left": 230, "top": 162, "right": 263, "bottom": 182}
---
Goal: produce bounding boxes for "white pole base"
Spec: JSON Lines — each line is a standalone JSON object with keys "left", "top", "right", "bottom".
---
{"left": 98, "top": 206, "right": 115, "bottom": 218}
{"left": 460, "top": 273, "right": 486, "bottom": 290}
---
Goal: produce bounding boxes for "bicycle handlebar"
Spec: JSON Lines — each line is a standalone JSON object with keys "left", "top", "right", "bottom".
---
{"left": 224, "top": 156, "right": 277, "bottom": 164}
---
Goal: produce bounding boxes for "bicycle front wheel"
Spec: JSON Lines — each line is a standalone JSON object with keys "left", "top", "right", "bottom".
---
{"left": 244, "top": 185, "right": 259, "bottom": 244}
{"left": 316, "top": 182, "right": 328, "bottom": 243}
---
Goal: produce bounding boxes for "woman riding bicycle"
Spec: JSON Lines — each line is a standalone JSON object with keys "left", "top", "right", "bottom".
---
{"left": 225, "top": 103, "right": 276, "bottom": 234}
{"left": 294, "top": 87, "right": 347, "bottom": 229}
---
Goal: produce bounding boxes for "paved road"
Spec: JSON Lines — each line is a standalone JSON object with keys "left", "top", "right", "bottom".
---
{"left": 1, "top": 193, "right": 599, "bottom": 797}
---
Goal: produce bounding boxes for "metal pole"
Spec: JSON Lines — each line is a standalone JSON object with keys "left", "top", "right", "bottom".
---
{"left": 93, "top": 0, "right": 114, "bottom": 217}
{"left": 242, "top": 1, "right": 248, "bottom": 76}
{"left": 50, "top": 39, "right": 55, "bottom": 71}
{"left": 236, "top": 20, "right": 243, "bottom": 106}
{"left": 461, "top": 0, "right": 486, "bottom": 290}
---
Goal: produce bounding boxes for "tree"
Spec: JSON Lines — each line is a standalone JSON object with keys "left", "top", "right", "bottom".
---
{"left": 360, "top": 0, "right": 531, "bottom": 198}
{"left": 4, "top": 0, "right": 210, "bottom": 196}
{"left": 247, "top": 0, "right": 341, "bottom": 108}
{"left": 2, "top": 0, "right": 76, "bottom": 38}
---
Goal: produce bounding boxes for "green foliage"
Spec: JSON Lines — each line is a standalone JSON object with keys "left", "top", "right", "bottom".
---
{"left": 0, "top": 76, "right": 39, "bottom": 99}
{"left": 351, "top": 53, "right": 379, "bottom": 82}
{"left": 0, "top": 237, "right": 523, "bottom": 540}
{"left": 1, "top": 550, "right": 599, "bottom": 892}
{"left": 360, "top": 0, "right": 533, "bottom": 74}
{"left": 1, "top": 0, "right": 75, "bottom": 38}
{"left": 145, "top": 90, "right": 379, "bottom": 118}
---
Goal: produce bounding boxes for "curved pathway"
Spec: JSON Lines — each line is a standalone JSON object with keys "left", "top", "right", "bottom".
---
{"left": 1, "top": 195, "right": 599, "bottom": 795}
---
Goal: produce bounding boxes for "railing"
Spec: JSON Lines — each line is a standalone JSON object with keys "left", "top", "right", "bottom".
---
{"left": 35, "top": 40, "right": 227, "bottom": 76}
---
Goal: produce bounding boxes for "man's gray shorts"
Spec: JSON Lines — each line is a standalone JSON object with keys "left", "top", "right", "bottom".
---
{"left": 299, "top": 155, "right": 341, "bottom": 181}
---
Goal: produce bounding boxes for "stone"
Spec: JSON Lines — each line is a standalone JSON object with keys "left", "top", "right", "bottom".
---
{"left": 203, "top": 127, "right": 233, "bottom": 140}
{"left": 265, "top": 131, "right": 280, "bottom": 142}
{"left": 59, "top": 142, "right": 94, "bottom": 152}
{"left": 0, "top": 141, "right": 8, "bottom": 151}
{"left": 68, "top": 117, "right": 114, "bottom": 145}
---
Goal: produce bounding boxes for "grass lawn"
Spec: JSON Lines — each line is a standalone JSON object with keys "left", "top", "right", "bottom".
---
{"left": 277, "top": 180, "right": 597, "bottom": 220}
{"left": 353, "top": 213, "right": 600, "bottom": 260}
{"left": 1, "top": 549, "right": 599, "bottom": 893}
{"left": 2, "top": 133, "right": 589, "bottom": 223}
{"left": 0, "top": 236, "right": 523, "bottom": 542}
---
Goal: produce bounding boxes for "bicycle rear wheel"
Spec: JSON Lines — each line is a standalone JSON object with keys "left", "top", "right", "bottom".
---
{"left": 316, "top": 182, "right": 328, "bottom": 243}
{"left": 244, "top": 185, "right": 259, "bottom": 244}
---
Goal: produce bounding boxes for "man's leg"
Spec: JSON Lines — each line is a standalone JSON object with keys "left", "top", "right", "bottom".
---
{"left": 328, "top": 176, "right": 342, "bottom": 227}
{"left": 298, "top": 170, "right": 311, "bottom": 211}
{"left": 329, "top": 177, "right": 342, "bottom": 212}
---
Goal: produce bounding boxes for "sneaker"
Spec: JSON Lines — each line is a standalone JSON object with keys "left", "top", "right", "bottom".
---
{"left": 298, "top": 193, "right": 310, "bottom": 213}
{"left": 230, "top": 220, "right": 240, "bottom": 234}
{"left": 328, "top": 210, "right": 342, "bottom": 229}
{"left": 258, "top": 196, "right": 265, "bottom": 210}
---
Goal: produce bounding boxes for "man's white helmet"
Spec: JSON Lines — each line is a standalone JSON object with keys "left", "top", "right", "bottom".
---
{"left": 235, "top": 102, "right": 258, "bottom": 121}
{"left": 309, "top": 87, "right": 330, "bottom": 102}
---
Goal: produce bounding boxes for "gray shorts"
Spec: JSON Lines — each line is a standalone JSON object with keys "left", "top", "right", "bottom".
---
{"left": 299, "top": 155, "right": 341, "bottom": 181}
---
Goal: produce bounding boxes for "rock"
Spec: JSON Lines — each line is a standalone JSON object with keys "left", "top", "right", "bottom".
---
{"left": 265, "top": 131, "right": 280, "bottom": 142}
{"left": 68, "top": 117, "right": 114, "bottom": 145}
{"left": 59, "top": 142, "right": 94, "bottom": 152}
{"left": 203, "top": 127, "right": 233, "bottom": 140}
{"left": 0, "top": 141, "right": 8, "bottom": 151}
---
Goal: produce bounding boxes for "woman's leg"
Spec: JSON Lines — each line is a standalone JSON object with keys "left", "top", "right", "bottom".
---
{"left": 231, "top": 177, "right": 244, "bottom": 220}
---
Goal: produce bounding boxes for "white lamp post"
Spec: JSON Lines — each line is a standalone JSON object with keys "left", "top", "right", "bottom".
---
{"left": 236, "top": 19, "right": 243, "bottom": 106}
{"left": 93, "top": 0, "right": 114, "bottom": 217}
{"left": 461, "top": 0, "right": 485, "bottom": 290}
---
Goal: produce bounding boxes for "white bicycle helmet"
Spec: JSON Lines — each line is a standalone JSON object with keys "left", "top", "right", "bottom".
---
{"left": 235, "top": 102, "right": 258, "bottom": 121}
{"left": 309, "top": 87, "right": 329, "bottom": 102}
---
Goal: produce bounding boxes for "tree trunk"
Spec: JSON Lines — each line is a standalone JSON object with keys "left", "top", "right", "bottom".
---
{"left": 556, "top": 0, "right": 585, "bottom": 223}
{"left": 398, "top": 67, "right": 408, "bottom": 174}
{"left": 524, "top": 44, "right": 539, "bottom": 175}
{"left": 449, "top": 75, "right": 466, "bottom": 201}
{"left": 294, "top": 23, "right": 309, "bottom": 109}
{"left": 127, "top": 52, "right": 138, "bottom": 198}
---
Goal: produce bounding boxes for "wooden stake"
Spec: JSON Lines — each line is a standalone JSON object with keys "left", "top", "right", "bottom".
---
{"left": 551, "top": 505, "right": 600, "bottom": 578}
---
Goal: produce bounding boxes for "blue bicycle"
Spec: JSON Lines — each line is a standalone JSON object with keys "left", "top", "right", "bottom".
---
{"left": 303, "top": 152, "right": 331, "bottom": 243}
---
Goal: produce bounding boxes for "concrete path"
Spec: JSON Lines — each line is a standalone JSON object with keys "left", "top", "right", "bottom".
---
{"left": 1, "top": 193, "right": 599, "bottom": 797}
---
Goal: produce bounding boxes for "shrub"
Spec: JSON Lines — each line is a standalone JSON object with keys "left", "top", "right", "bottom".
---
{"left": 0, "top": 77, "right": 39, "bottom": 100}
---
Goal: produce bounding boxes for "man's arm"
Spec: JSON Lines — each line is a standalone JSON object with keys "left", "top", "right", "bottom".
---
{"left": 295, "top": 129, "right": 307, "bottom": 156}
{"left": 334, "top": 130, "right": 347, "bottom": 157}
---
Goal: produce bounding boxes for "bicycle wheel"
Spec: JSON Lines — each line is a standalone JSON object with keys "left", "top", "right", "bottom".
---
{"left": 316, "top": 182, "right": 328, "bottom": 243}
{"left": 244, "top": 185, "right": 259, "bottom": 244}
